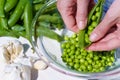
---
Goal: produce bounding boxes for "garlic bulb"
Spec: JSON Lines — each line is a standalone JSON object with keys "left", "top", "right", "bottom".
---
{"left": 4, "top": 40, "right": 23, "bottom": 63}
{"left": 2, "top": 63, "right": 31, "bottom": 80}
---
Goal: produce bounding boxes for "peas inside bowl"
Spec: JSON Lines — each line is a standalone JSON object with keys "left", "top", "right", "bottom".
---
{"left": 31, "top": 0, "right": 120, "bottom": 79}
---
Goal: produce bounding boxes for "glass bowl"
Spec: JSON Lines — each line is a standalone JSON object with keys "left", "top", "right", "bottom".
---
{"left": 31, "top": 0, "right": 120, "bottom": 79}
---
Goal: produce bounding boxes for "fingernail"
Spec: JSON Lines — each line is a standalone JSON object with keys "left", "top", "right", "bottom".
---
{"left": 78, "top": 21, "right": 85, "bottom": 30}
{"left": 90, "top": 33, "right": 97, "bottom": 42}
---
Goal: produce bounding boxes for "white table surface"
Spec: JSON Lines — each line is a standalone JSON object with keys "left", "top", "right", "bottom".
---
{"left": 37, "top": 67, "right": 87, "bottom": 80}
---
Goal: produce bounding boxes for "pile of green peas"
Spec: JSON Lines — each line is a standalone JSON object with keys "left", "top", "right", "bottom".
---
{"left": 61, "top": 34, "right": 115, "bottom": 72}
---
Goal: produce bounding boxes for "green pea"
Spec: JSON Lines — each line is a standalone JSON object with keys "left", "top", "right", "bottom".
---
{"left": 77, "top": 55, "right": 83, "bottom": 59}
{"left": 76, "top": 37, "right": 79, "bottom": 41}
{"left": 88, "top": 26, "right": 93, "bottom": 31}
{"left": 68, "top": 58, "right": 72, "bottom": 62}
{"left": 76, "top": 50, "right": 80, "bottom": 55}
{"left": 95, "top": 12, "right": 100, "bottom": 17}
{"left": 72, "top": 34, "right": 77, "bottom": 38}
{"left": 70, "top": 46, "right": 75, "bottom": 50}
{"left": 74, "top": 63, "right": 79, "bottom": 69}
{"left": 107, "top": 62, "right": 113, "bottom": 66}
{"left": 66, "top": 43, "right": 70, "bottom": 48}
{"left": 70, "top": 56, "right": 75, "bottom": 59}
{"left": 91, "top": 15, "right": 96, "bottom": 21}
{"left": 88, "top": 53, "right": 93, "bottom": 58}
{"left": 75, "top": 59, "right": 79, "bottom": 63}
{"left": 87, "top": 59, "right": 92, "bottom": 64}
{"left": 70, "top": 50, "right": 75, "bottom": 55}
{"left": 78, "top": 68, "right": 82, "bottom": 72}
{"left": 64, "top": 36, "right": 69, "bottom": 41}
{"left": 67, "top": 49, "right": 71, "bottom": 53}
{"left": 80, "top": 65, "right": 86, "bottom": 71}
{"left": 61, "top": 43, "right": 66, "bottom": 48}
{"left": 94, "top": 56, "right": 99, "bottom": 60}
{"left": 69, "top": 62, "right": 74, "bottom": 67}
{"left": 84, "top": 61, "right": 88, "bottom": 66}
{"left": 80, "top": 58, "right": 85, "bottom": 63}
{"left": 110, "top": 57, "right": 115, "bottom": 62}
{"left": 100, "top": 67, "right": 105, "bottom": 71}
{"left": 96, "top": 7, "right": 100, "bottom": 12}
{"left": 87, "top": 65, "right": 92, "bottom": 71}
{"left": 91, "top": 22, "right": 97, "bottom": 28}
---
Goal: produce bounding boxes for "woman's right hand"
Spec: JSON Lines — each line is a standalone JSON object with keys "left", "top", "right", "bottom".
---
{"left": 57, "top": 0, "right": 94, "bottom": 33}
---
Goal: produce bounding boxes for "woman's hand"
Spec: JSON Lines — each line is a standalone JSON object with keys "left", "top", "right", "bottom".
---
{"left": 57, "top": 0, "right": 94, "bottom": 32}
{"left": 88, "top": 0, "right": 120, "bottom": 51}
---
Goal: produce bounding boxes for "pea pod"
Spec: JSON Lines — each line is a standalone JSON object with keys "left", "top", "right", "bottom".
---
{"left": 38, "top": 14, "right": 63, "bottom": 24}
{"left": 11, "top": 24, "right": 25, "bottom": 32}
{"left": 0, "top": 0, "right": 5, "bottom": 17}
{"left": 24, "top": 1, "right": 33, "bottom": 41}
{"left": 96, "top": 1, "right": 104, "bottom": 23}
{"left": 0, "top": 17, "right": 8, "bottom": 30}
{"left": 37, "top": 26, "right": 64, "bottom": 42}
{"left": 34, "top": 3, "right": 43, "bottom": 11}
{"left": 78, "top": 30, "right": 85, "bottom": 48}
{"left": 4, "top": 0, "right": 19, "bottom": 12}
{"left": 0, "top": 30, "right": 17, "bottom": 37}
{"left": 8, "top": 0, "right": 27, "bottom": 27}
{"left": 33, "top": 0, "right": 45, "bottom": 4}
{"left": 85, "top": 0, "right": 104, "bottom": 46}
{"left": 87, "top": 1, "right": 101, "bottom": 25}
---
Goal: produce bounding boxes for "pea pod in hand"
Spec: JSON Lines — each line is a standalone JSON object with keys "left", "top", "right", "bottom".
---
{"left": 85, "top": 0, "right": 104, "bottom": 46}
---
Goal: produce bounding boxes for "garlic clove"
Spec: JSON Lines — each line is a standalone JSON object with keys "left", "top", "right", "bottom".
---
{"left": 0, "top": 46, "right": 10, "bottom": 63}
{"left": 5, "top": 42, "right": 13, "bottom": 55}
{"left": 33, "top": 60, "right": 48, "bottom": 70}
{"left": 12, "top": 40, "right": 23, "bottom": 56}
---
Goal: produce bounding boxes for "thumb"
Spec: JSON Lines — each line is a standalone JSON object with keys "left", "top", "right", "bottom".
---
{"left": 90, "top": 12, "right": 116, "bottom": 42}
{"left": 76, "top": 0, "right": 90, "bottom": 30}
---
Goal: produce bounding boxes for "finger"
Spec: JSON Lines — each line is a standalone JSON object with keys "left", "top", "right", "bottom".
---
{"left": 57, "top": 0, "right": 79, "bottom": 32}
{"left": 88, "top": 37, "right": 120, "bottom": 51}
{"left": 90, "top": 0, "right": 119, "bottom": 42}
{"left": 98, "top": 32, "right": 116, "bottom": 42}
{"left": 76, "top": 0, "right": 90, "bottom": 30}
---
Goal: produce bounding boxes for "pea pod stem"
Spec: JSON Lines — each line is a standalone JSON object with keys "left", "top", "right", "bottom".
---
{"left": 0, "top": 0, "right": 5, "bottom": 17}
{"left": 8, "top": 0, "right": 27, "bottom": 27}
{"left": 4, "top": 0, "right": 19, "bottom": 12}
